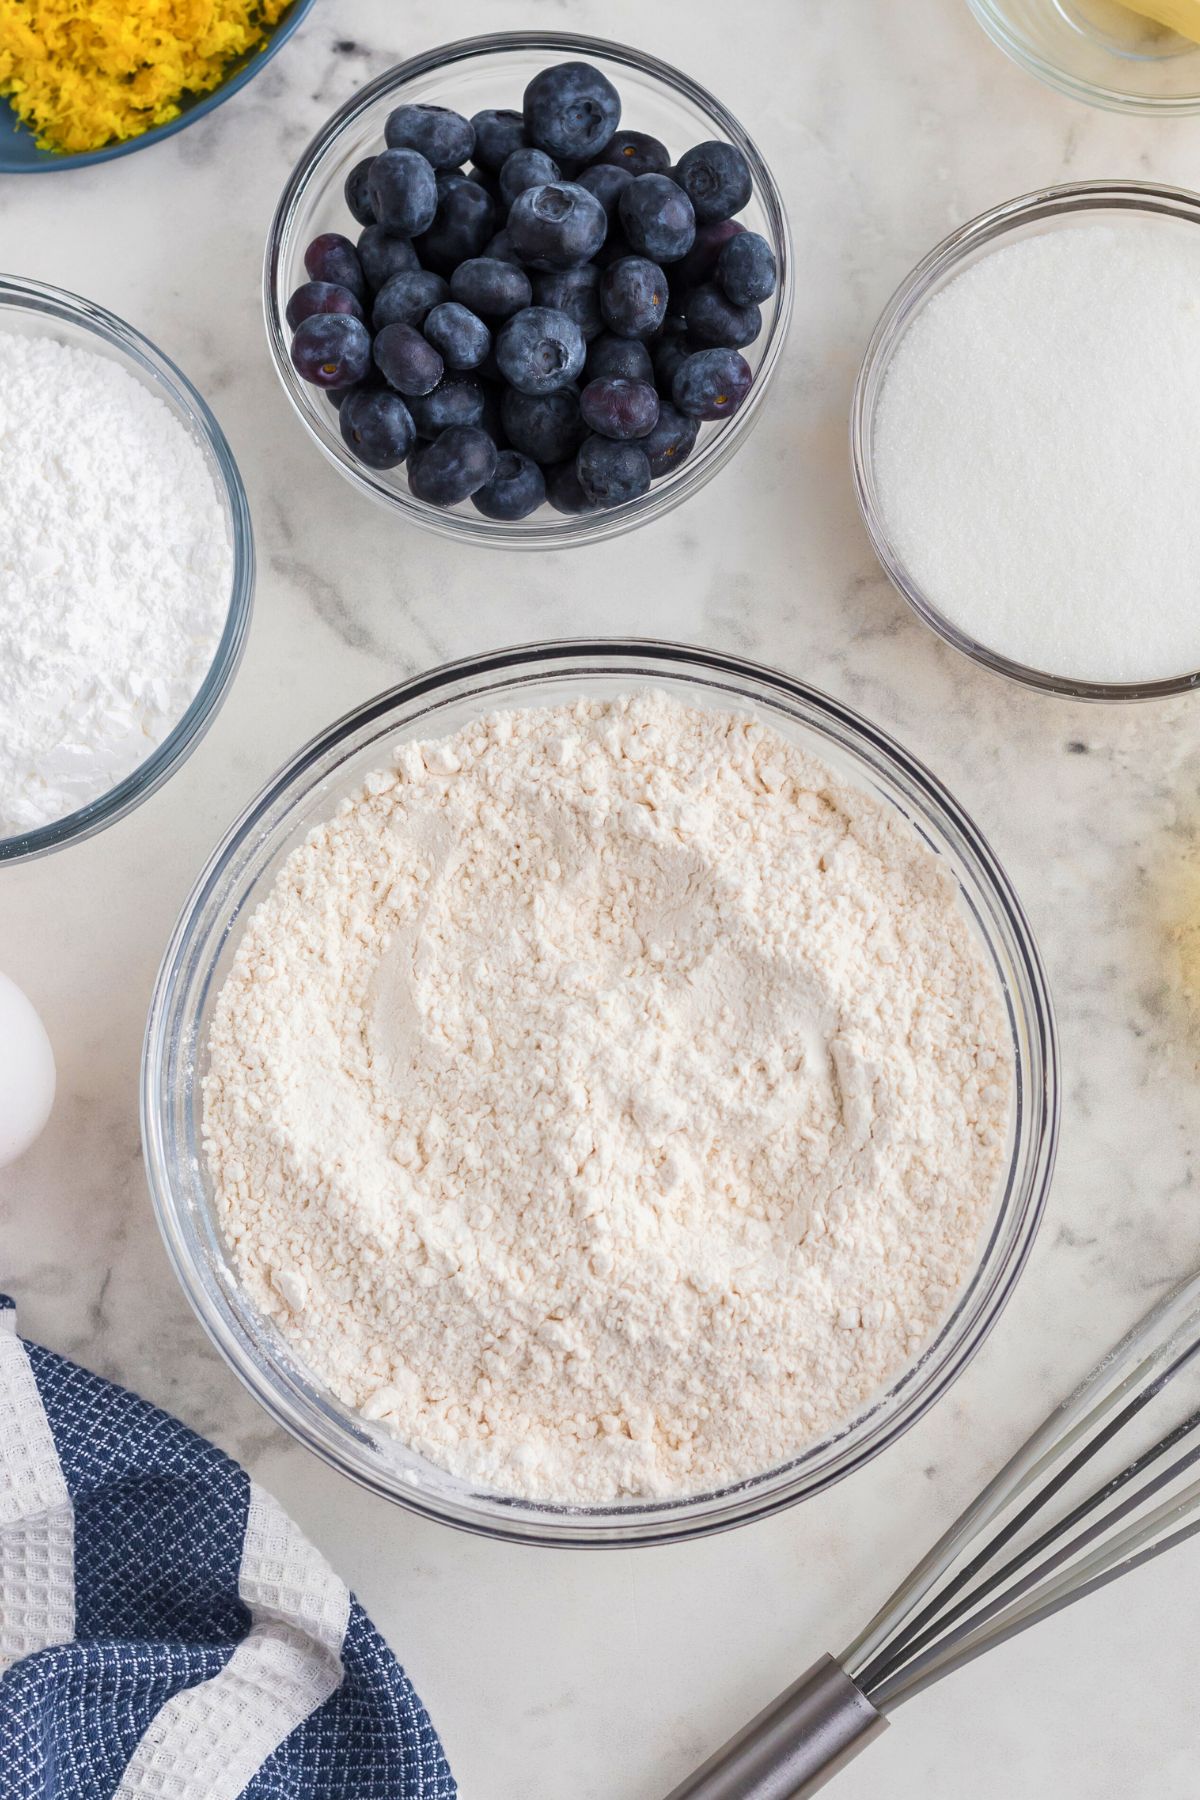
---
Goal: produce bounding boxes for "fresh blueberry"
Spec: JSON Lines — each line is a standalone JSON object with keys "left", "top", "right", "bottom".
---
{"left": 671, "top": 219, "right": 745, "bottom": 294}
{"left": 339, "top": 386, "right": 416, "bottom": 468}
{"left": 717, "top": 230, "right": 776, "bottom": 306}
{"left": 498, "top": 146, "right": 560, "bottom": 209}
{"left": 471, "top": 107, "right": 527, "bottom": 172}
{"left": 384, "top": 103, "right": 475, "bottom": 169}
{"left": 671, "top": 347, "right": 752, "bottom": 420}
{"left": 593, "top": 227, "right": 634, "bottom": 270}
{"left": 408, "top": 424, "right": 498, "bottom": 506}
{"left": 684, "top": 282, "right": 762, "bottom": 349}
{"left": 484, "top": 228, "right": 523, "bottom": 266}
{"left": 373, "top": 322, "right": 444, "bottom": 397}
{"left": 409, "top": 374, "right": 487, "bottom": 437}
{"left": 471, "top": 449, "right": 546, "bottom": 520}
{"left": 356, "top": 224, "right": 420, "bottom": 292}
{"left": 640, "top": 400, "right": 699, "bottom": 476}
{"left": 507, "top": 182, "right": 607, "bottom": 272}
{"left": 424, "top": 301, "right": 491, "bottom": 371}
{"left": 575, "top": 161, "right": 634, "bottom": 224}
{"left": 435, "top": 168, "right": 472, "bottom": 200}
{"left": 545, "top": 459, "right": 598, "bottom": 514}
{"left": 467, "top": 165, "right": 503, "bottom": 202}
{"left": 344, "top": 157, "right": 376, "bottom": 226}
{"left": 449, "top": 256, "right": 533, "bottom": 319}
{"left": 372, "top": 269, "right": 450, "bottom": 330}
{"left": 594, "top": 130, "right": 671, "bottom": 177}
{"left": 367, "top": 149, "right": 438, "bottom": 237}
{"left": 598, "top": 256, "right": 668, "bottom": 339}
{"left": 289, "top": 313, "right": 372, "bottom": 388}
{"left": 575, "top": 434, "right": 651, "bottom": 506}
{"left": 501, "top": 385, "right": 585, "bottom": 463}
{"left": 495, "top": 306, "right": 586, "bottom": 395}
{"left": 523, "top": 60, "right": 621, "bottom": 162}
{"left": 652, "top": 318, "right": 691, "bottom": 392}
{"left": 416, "top": 180, "right": 497, "bottom": 274}
{"left": 674, "top": 140, "right": 752, "bottom": 224}
{"left": 304, "top": 233, "right": 366, "bottom": 301}
{"left": 532, "top": 265, "right": 602, "bottom": 340}
{"left": 580, "top": 376, "right": 659, "bottom": 440}
{"left": 618, "top": 174, "right": 695, "bottom": 263}
{"left": 586, "top": 332, "right": 653, "bottom": 383}
{"left": 286, "top": 280, "right": 364, "bottom": 330}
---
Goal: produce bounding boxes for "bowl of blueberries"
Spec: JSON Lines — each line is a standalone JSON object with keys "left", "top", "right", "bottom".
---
{"left": 265, "top": 30, "right": 792, "bottom": 545}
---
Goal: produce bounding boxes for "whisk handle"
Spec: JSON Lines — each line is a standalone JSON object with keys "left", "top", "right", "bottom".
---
{"left": 661, "top": 1656, "right": 885, "bottom": 1800}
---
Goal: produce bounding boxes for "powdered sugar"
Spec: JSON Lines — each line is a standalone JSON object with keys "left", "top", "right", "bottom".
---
{"left": 203, "top": 692, "right": 1011, "bottom": 1504}
{"left": 0, "top": 332, "right": 232, "bottom": 836}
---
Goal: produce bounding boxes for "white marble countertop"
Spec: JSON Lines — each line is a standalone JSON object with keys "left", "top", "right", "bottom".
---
{"left": 5, "top": 1, "right": 1200, "bottom": 1793}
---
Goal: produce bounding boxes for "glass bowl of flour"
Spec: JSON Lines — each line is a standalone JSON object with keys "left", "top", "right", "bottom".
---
{"left": 143, "top": 640, "right": 1058, "bottom": 1547}
{"left": 0, "top": 277, "right": 253, "bottom": 862}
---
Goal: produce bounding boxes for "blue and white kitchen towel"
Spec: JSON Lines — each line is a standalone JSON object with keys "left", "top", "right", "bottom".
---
{"left": 0, "top": 1298, "right": 456, "bottom": 1799}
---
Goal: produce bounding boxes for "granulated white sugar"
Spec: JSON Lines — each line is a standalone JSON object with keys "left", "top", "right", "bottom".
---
{"left": 203, "top": 692, "right": 1011, "bottom": 1505}
{"left": 873, "top": 219, "right": 1200, "bottom": 685}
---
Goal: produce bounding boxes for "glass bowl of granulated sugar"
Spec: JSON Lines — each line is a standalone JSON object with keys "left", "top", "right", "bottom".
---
{"left": 854, "top": 181, "right": 1200, "bottom": 701}
{"left": 143, "top": 639, "right": 1059, "bottom": 1548}
{"left": 0, "top": 277, "right": 253, "bottom": 863}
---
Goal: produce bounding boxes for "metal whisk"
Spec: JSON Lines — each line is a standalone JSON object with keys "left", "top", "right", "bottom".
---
{"left": 663, "top": 1267, "right": 1200, "bottom": 1800}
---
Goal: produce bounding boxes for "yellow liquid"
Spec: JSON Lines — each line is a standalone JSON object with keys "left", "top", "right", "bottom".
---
{"left": 1117, "top": 0, "right": 1200, "bottom": 43}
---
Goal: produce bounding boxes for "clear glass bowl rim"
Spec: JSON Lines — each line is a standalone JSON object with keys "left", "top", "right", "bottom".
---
{"left": 0, "top": 274, "right": 255, "bottom": 863}
{"left": 850, "top": 179, "right": 1200, "bottom": 703}
{"left": 262, "top": 30, "right": 794, "bottom": 551}
{"left": 965, "top": 0, "right": 1200, "bottom": 115}
{"left": 142, "top": 637, "right": 1060, "bottom": 1548}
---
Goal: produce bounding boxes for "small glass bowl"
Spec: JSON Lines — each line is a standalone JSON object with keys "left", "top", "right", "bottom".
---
{"left": 0, "top": 277, "right": 254, "bottom": 864}
{"left": 851, "top": 180, "right": 1200, "bottom": 702}
{"left": 263, "top": 33, "right": 793, "bottom": 549}
{"left": 966, "top": 0, "right": 1200, "bottom": 114}
{"left": 143, "top": 640, "right": 1058, "bottom": 1549}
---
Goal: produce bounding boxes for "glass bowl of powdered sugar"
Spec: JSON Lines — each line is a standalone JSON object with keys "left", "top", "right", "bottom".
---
{"left": 144, "top": 640, "right": 1059, "bottom": 1547}
{"left": 0, "top": 276, "right": 253, "bottom": 862}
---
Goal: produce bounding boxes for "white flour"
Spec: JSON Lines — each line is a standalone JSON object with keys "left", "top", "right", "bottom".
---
{"left": 204, "top": 692, "right": 1011, "bottom": 1504}
{"left": 0, "top": 333, "right": 232, "bottom": 837}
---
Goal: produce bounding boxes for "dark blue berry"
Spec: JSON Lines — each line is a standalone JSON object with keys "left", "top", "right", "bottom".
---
{"left": 717, "top": 230, "right": 776, "bottom": 306}
{"left": 598, "top": 256, "right": 668, "bottom": 339}
{"left": 449, "top": 256, "right": 533, "bottom": 319}
{"left": 286, "top": 280, "right": 363, "bottom": 330}
{"left": 290, "top": 312, "right": 372, "bottom": 388}
{"left": 467, "top": 165, "right": 502, "bottom": 202}
{"left": 501, "top": 386, "right": 585, "bottom": 463}
{"left": 495, "top": 306, "right": 586, "bottom": 395}
{"left": 586, "top": 333, "right": 653, "bottom": 383}
{"left": 304, "top": 233, "right": 366, "bottom": 301}
{"left": 640, "top": 400, "right": 699, "bottom": 476}
{"left": 545, "top": 459, "right": 598, "bottom": 514}
{"left": 671, "top": 219, "right": 745, "bottom": 294}
{"left": 593, "top": 227, "right": 634, "bottom": 270}
{"left": 652, "top": 320, "right": 690, "bottom": 392}
{"left": 575, "top": 162, "right": 633, "bottom": 223}
{"left": 594, "top": 130, "right": 671, "bottom": 177}
{"left": 507, "top": 182, "right": 607, "bottom": 272}
{"left": 523, "top": 60, "right": 621, "bottom": 162}
{"left": 471, "top": 107, "right": 527, "bottom": 172}
{"left": 484, "top": 228, "right": 522, "bottom": 266}
{"left": 416, "top": 180, "right": 497, "bottom": 274}
{"left": 580, "top": 377, "right": 659, "bottom": 440}
{"left": 356, "top": 224, "right": 420, "bottom": 292}
{"left": 471, "top": 449, "right": 546, "bottom": 520}
{"left": 498, "top": 146, "right": 560, "bottom": 209}
{"left": 409, "top": 374, "right": 487, "bottom": 437}
{"left": 532, "top": 265, "right": 602, "bottom": 340}
{"left": 408, "top": 424, "right": 498, "bottom": 506}
{"left": 671, "top": 347, "right": 752, "bottom": 420}
{"left": 344, "top": 157, "right": 376, "bottom": 226}
{"left": 384, "top": 104, "right": 475, "bottom": 169}
{"left": 575, "top": 434, "right": 651, "bottom": 506}
{"left": 674, "top": 140, "right": 752, "bottom": 224}
{"left": 424, "top": 301, "right": 491, "bottom": 371}
{"left": 339, "top": 386, "right": 416, "bottom": 468}
{"left": 372, "top": 269, "right": 450, "bottom": 331}
{"left": 367, "top": 149, "right": 438, "bottom": 236}
{"left": 684, "top": 282, "right": 762, "bottom": 349}
{"left": 619, "top": 174, "right": 695, "bottom": 263}
{"left": 373, "top": 322, "right": 444, "bottom": 397}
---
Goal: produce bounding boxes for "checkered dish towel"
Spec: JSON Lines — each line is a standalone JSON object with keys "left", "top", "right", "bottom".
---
{"left": 0, "top": 1298, "right": 456, "bottom": 1800}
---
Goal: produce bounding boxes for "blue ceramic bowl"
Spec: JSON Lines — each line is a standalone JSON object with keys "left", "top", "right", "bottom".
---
{"left": 0, "top": 0, "right": 319, "bottom": 173}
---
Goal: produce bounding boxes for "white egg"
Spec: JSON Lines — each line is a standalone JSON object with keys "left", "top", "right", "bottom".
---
{"left": 0, "top": 971, "right": 56, "bottom": 1167}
